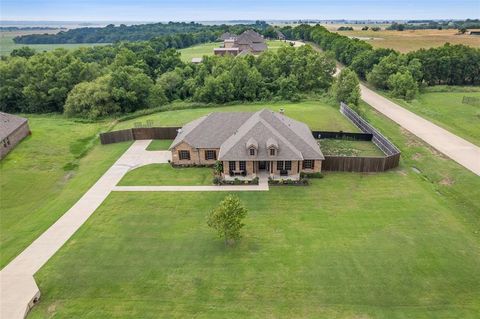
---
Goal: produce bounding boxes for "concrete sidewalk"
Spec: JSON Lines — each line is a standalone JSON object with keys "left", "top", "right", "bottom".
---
{"left": 0, "top": 140, "right": 171, "bottom": 319}
{"left": 361, "top": 85, "right": 480, "bottom": 176}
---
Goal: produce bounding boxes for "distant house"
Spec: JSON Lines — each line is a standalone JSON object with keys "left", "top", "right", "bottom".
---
{"left": 0, "top": 112, "right": 30, "bottom": 159}
{"left": 218, "top": 32, "right": 237, "bottom": 41}
{"left": 214, "top": 30, "right": 267, "bottom": 57}
{"left": 468, "top": 30, "right": 480, "bottom": 36}
{"left": 276, "top": 30, "right": 286, "bottom": 40}
{"left": 169, "top": 109, "right": 324, "bottom": 181}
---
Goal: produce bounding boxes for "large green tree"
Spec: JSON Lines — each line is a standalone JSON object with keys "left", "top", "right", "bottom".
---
{"left": 331, "top": 68, "right": 361, "bottom": 106}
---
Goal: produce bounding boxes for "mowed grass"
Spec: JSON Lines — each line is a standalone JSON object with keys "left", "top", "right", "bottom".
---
{"left": 178, "top": 40, "right": 290, "bottom": 62}
{"left": 0, "top": 115, "right": 131, "bottom": 268}
{"left": 335, "top": 29, "right": 480, "bottom": 52}
{"left": 319, "top": 139, "right": 384, "bottom": 156}
{"left": 118, "top": 163, "right": 213, "bottom": 186}
{"left": 388, "top": 86, "right": 480, "bottom": 146}
{"left": 116, "top": 100, "right": 360, "bottom": 132}
{"left": 0, "top": 31, "right": 110, "bottom": 56}
{"left": 146, "top": 139, "right": 173, "bottom": 151}
{"left": 28, "top": 100, "right": 480, "bottom": 318}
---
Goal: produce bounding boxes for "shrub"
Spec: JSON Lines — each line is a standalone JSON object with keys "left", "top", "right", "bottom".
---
{"left": 207, "top": 195, "right": 248, "bottom": 246}
{"left": 300, "top": 172, "right": 324, "bottom": 179}
{"left": 213, "top": 176, "right": 222, "bottom": 185}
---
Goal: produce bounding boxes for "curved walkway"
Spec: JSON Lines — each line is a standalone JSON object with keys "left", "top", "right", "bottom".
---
{"left": 360, "top": 85, "right": 480, "bottom": 176}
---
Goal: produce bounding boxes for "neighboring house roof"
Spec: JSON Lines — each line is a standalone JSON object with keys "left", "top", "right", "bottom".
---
{"left": 250, "top": 42, "right": 268, "bottom": 52}
{"left": 219, "top": 32, "right": 237, "bottom": 41}
{"left": 0, "top": 112, "right": 28, "bottom": 140}
{"left": 170, "top": 109, "right": 324, "bottom": 161}
{"left": 276, "top": 30, "right": 286, "bottom": 39}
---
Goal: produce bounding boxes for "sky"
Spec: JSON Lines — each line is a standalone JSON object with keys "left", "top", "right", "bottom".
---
{"left": 1, "top": 0, "right": 479, "bottom": 21}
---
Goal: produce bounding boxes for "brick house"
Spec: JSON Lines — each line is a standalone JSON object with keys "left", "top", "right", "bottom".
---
{"left": 0, "top": 112, "right": 30, "bottom": 160}
{"left": 169, "top": 109, "right": 324, "bottom": 180}
{"left": 214, "top": 30, "right": 267, "bottom": 57}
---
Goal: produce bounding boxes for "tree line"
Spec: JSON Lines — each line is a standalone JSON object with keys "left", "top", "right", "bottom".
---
{"left": 13, "top": 21, "right": 272, "bottom": 44}
{"left": 0, "top": 39, "right": 335, "bottom": 118}
{"left": 280, "top": 24, "right": 480, "bottom": 100}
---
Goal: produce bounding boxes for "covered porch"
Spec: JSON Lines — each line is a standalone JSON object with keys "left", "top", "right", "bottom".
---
{"left": 222, "top": 160, "right": 301, "bottom": 181}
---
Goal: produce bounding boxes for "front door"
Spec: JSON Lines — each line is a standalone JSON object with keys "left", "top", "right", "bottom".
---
{"left": 258, "top": 161, "right": 266, "bottom": 170}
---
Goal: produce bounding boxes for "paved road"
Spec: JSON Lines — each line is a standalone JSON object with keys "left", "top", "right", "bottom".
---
{"left": 360, "top": 84, "right": 480, "bottom": 176}
{"left": 0, "top": 140, "right": 171, "bottom": 319}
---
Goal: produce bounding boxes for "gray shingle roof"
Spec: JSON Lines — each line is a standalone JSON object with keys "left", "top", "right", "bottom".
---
{"left": 0, "top": 112, "right": 28, "bottom": 140}
{"left": 170, "top": 109, "right": 324, "bottom": 161}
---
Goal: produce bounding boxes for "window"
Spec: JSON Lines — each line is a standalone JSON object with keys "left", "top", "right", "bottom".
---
{"left": 285, "top": 161, "right": 292, "bottom": 170}
{"left": 205, "top": 150, "right": 216, "bottom": 160}
{"left": 179, "top": 150, "right": 190, "bottom": 160}
{"left": 249, "top": 148, "right": 255, "bottom": 156}
{"left": 277, "top": 161, "right": 284, "bottom": 170}
{"left": 239, "top": 161, "right": 246, "bottom": 171}
{"left": 303, "top": 160, "right": 314, "bottom": 169}
{"left": 229, "top": 161, "right": 236, "bottom": 171}
{"left": 270, "top": 148, "right": 276, "bottom": 156}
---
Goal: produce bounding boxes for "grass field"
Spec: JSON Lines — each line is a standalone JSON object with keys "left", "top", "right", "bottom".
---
{"left": 0, "top": 115, "right": 131, "bottom": 268}
{"left": 0, "top": 31, "right": 110, "bottom": 56}
{"left": 387, "top": 86, "right": 480, "bottom": 146}
{"left": 19, "top": 98, "right": 480, "bottom": 318}
{"left": 335, "top": 29, "right": 480, "bottom": 52}
{"left": 178, "top": 40, "right": 290, "bottom": 62}
{"left": 115, "top": 100, "right": 360, "bottom": 132}
{"left": 319, "top": 139, "right": 384, "bottom": 156}
{"left": 119, "top": 164, "right": 213, "bottom": 186}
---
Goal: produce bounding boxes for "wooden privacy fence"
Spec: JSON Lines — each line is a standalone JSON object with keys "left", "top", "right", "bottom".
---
{"left": 100, "top": 127, "right": 181, "bottom": 144}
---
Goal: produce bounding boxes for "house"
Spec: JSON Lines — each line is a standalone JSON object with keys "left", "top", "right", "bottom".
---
{"left": 0, "top": 112, "right": 30, "bottom": 160}
{"left": 214, "top": 29, "right": 267, "bottom": 57}
{"left": 218, "top": 32, "right": 237, "bottom": 41}
{"left": 276, "top": 30, "right": 286, "bottom": 40}
{"left": 169, "top": 109, "right": 324, "bottom": 180}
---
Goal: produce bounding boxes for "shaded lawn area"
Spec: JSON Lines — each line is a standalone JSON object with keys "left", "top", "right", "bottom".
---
{"left": 146, "top": 139, "right": 173, "bottom": 151}
{"left": 389, "top": 86, "right": 480, "bottom": 146}
{"left": 0, "top": 114, "right": 131, "bottom": 268}
{"left": 319, "top": 139, "right": 384, "bottom": 156}
{"left": 116, "top": 99, "right": 360, "bottom": 132}
{"left": 118, "top": 164, "right": 213, "bottom": 186}
{"left": 28, "top": 101, "right": 480, "bottom": 319}
{"left": 30, "top": 170, "right": 480, "bottom": 318}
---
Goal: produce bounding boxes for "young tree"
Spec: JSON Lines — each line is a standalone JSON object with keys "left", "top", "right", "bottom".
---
{"left": 331, "top": 68, "right": 361, "bottom": 106}
{"left": 207, "top": 195, "right": 248, "bottom": 246}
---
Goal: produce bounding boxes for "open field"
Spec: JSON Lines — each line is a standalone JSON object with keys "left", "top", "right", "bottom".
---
{"left": 319, "top": 139, "right": 384, "bottom": 156}
{"left": 0, "top": 115, "right": 131, "bottom": 268}
{"left": 27, "top": 100, "right": 480, "bottom": 318}
{"left": 0, "top": 99, "right": 355, "bottom": 268}
{"left": 178, "top": 40, "right": 290, "bottom": 62}
{"left": 386, "top": 86, "right": 480, "bottom": 146}
{"left": 115, "top": 100, "right": 360, "bottom": 132}
{"left": 0, "top": 31, "right": 110, "bottom": 56}
{"left": 119, "top": 164, "right": 213, "bottom": 186}
{"left": 335, "top": 29, "right": 480, "bottom": 52}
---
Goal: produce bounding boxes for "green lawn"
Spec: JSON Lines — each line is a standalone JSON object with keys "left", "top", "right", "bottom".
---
{"left": 146, "top": 139, "right": 173, "bottom": 151}
{"left": 178, "top": 40, "right": 289, "bottom": 62}
{"left": 27, "top": 100, "right": 480, "bottom": 318}
{"left": 0, "top": 32, "right": 109, "bottom": 56}
{"left": 389, "top": 86, "right": 480, "bottom": 146}
{"left": 319, "top": 139, "right": 384, "bottom": 156}
{"left": 0, "top": 115, "right": 131, "bottom": 268}
{"left": 116, "top": 100, "right": 360, "bottom": 132}
{"left": 118, "top": 164, "right": 213, "bottom": 186}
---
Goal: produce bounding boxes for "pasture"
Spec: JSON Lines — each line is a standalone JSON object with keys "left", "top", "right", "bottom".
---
{"left": 335, "top": 29, "right": 480, "bottom": 52}
{"left": 26, "top": 100, "right": 480, "bottom": 318}
{"left": 0, "top": 30, "right": 110, "bottom": 56}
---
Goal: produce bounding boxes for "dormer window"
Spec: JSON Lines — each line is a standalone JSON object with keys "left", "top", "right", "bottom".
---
{"left": 249, "top": 148, "right": 256, "bottom": 156}
{"left": 269, "top": 148, "right": 276, "bottom": 156}
{"left": 246, "top": 137, "right": 258, "bottom": 157}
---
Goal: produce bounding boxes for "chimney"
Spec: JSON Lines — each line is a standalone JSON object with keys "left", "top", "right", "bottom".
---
{"left": 279, "top": 108, "right": 285, "bottom": 115}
